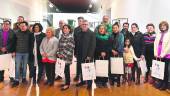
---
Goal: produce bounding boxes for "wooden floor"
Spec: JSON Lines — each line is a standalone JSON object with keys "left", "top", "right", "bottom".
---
{"left": 0, "top": 79, "right": 170, "bottom": 96}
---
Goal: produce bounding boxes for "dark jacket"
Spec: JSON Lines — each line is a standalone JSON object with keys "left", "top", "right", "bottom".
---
{"left": 121, "top": 29, "right": 130, "bottom": 39}
{"left": 129, "top": 31, "right": 144, "bottom": 57}
{"left": 29, "top": 32, "right": 46, "bottom": 61}
{"left": 14, "top": 30, "right": 33, "bottom": 53}
{"left": 110, "top": 32, "right": 124, "bottom": 56}
{"left": 95, "top": 35, "right": 112, "bottom": 60}
{"left": 0, "top": 29, "right": 15, "bottom": 54}
{"left": 75, "top": 29, "right": 96, "bottom": 62}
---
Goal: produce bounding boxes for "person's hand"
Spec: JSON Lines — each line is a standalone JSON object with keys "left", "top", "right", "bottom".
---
{"left": 42, "top": 53, "right": 47, "bottom": 57}
{"left": 1, "top": 47, "right": 7, "bottom": 53}
{"left": 101, "top": 52, "right": 106, "bottom": 57}
{"left": 112, "top": 50, "right": 118, "bottom": 56}
{"left": 58, "top": 54, "right": 64, "bottom": 58}
{"left": 140, "top": 55, "right": 145, "bottom": 60}
{"left": 12, "top": 52, "right": 16, "bottom": 57}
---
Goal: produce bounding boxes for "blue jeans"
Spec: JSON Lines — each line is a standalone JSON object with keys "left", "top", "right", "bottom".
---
{"left": 15, "top": 53, "right": 29, "bottom": 81}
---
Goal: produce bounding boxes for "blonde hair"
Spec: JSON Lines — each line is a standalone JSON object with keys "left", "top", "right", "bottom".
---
{"left": 46, "top": 27, "right": 55, "bottom": 36}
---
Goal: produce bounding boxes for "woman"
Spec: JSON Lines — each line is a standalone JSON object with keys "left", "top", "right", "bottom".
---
{"left": 40, "top": 27, "right": 58, "bottom": 86}
{"left": 109, "top": 22, "right": 124, "bottom": 87}
{"left": 154, "top": 21, "right": 170, "bottom": 90}
{"left": 143, "top": 23, "right": 156, "bottom": 83}
{"left": 57, "top": 25, "right": 75, "bottom": 90}
{"left": 30, "top": 23, "right": 45, "bottom": 84}
{"left": 95, "top": 24, "right": 112, "bottom": 87}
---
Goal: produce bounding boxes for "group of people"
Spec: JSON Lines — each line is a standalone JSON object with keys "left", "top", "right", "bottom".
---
{"left": 0, "top": 15, "right": 170, "bottom": 91}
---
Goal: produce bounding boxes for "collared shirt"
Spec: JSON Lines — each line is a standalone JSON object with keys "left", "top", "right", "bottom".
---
{"left": 2, "top": 31, "right": 9, "bottom": 47}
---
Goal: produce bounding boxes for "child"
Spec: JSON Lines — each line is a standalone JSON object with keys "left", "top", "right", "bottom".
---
{"left": 123, "top": 38, "right": 140, "bottom": 85}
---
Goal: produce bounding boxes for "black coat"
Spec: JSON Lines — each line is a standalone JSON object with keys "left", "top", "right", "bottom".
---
{"left": 95, "top": 37, "right": 112, "bottom": 60}
{"left": 0, "top": 29, "right": 15, "bottom": 54}
{"left": 29, "top": 32, "right": 46, "bottom": 61}
{"left": 75, "top": 29, "right": 96, "bottom": 62}
{"left": 129, "top": 31, "right": 144, "bottom": 57}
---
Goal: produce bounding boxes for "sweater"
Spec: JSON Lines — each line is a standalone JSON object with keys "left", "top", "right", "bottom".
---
{"left": 40, "top": 36, "right": 59, "bottom": 61}
{"left": 57, "top": 33, "right": 75, "bottom": 64}
{"left": 154, "top": 31, "right": 170, "bottom": 58}
{"left": 14, "top": 30, "right": 33, "bottom": 53}
{"left": 123, "top": 46, "right": 138, "bottom": 64}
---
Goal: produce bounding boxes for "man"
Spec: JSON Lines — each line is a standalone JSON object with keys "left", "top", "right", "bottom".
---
{"left": 0, "top": 20, "right": 15, "bottom": 82}
{"left": 12, "top": 21, "right": 33, "bottom": 87}
{"left": 13, "top": 16, "right": 24, "bottom": 32}
{"left": 95, "top": 15, "right": 112, "bottom": 34}
{"left": 55, "top": 20, "right": 65, "bottom": 39}
{"left": 75, "top": 20, "right": 96, "bottom": 89}
{"left": 73, "top": 16, "right": 84, "bottom": 81}
{"left": 121, "top": 22, "right": 130, "bottom": 39}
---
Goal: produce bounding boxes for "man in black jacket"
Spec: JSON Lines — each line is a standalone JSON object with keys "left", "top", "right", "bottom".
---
{"left": 73, "top": 16, "right": 84, "bottom": 81}
{"left": 75, "top": 20, "right": 96, "bottom": 89}
{"left": 0, "top": 20, "right": 15, "bottom": 82}
{"left": 129, "top": 23, "right": 144, "bottom": 85}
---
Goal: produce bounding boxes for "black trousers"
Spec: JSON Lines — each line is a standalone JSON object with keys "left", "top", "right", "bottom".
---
{"left": 64, "top": 64, "right": 70, "bottom": 85}
{"left": 33, "top": 60, "right": 45, "bottom": 82}
{"left": 45, "top": 63, "right": 55, "bottom": 84}
{"left": 131, "top": 61, "right": 141, "bottom": 82}
{"left": 0, "top": 70, "right": 4, "bottom": 81}
{"left": 75, "top": 59, "right": 81, "bottom": 78}
{"left": 162, "top": 59, "right": 170, "bottom": 85}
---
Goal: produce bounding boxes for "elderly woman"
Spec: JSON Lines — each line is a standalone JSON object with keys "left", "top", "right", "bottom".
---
{"left": 40, "top": 27, "right": 58, "bottom": 86}
{"left": 154, "top": 21, "right": 170, "bottom": 90}
{"left": 57, "top": 24, "right": 75, "bottom": 90}
{"left": 94, "top": 24, "right": 112, "bottom": 87}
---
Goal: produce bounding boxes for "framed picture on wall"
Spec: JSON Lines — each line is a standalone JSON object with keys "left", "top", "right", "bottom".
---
{"left": 112, "top": 18, "right": 128, "bottom": 29}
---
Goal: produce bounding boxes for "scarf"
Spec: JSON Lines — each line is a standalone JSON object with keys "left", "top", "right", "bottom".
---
{"left": 96, "top": 32, "right": 110, "bottom": 40}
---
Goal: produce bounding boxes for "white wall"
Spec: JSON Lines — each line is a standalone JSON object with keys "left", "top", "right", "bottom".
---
{"left": 0, "top": 0, "right": 47, "bottom": 24}
{"left": 111, "top": 0, "right": 170, "bottom": 32}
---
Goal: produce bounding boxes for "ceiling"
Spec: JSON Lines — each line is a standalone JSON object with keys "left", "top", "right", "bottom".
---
{"left": 48, "top": 0, "right": 99, "bottom": 13}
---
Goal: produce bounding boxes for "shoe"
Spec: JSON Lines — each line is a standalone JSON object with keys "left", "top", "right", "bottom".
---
{"left": 10, "top": 77, "right": 14, "bottom": 83}
{"left": 117, "top": 82, "right": 121, "bottom": 87}
{"left": 48, "top": 82, "right": 54, "bottom": 86}
{"left": 55, "top": 76, "right": 62, "bottom": 81}
{"left": 154, "top": 81, "right": 162, "bottom": 89}
{"left": 44, "top": 81, "right": 49, "bottom": 85}
{"left": 12, "top": 81, "right": 19, "bottom": 87}
{"left": 159, "top": 83, "right": 167, "bottom": 90}
{"left": 76, "top": 82, "right": 85, "bottom": 87}
{"left": 22, "top": 78, "right": 27, "bottom": 84}
{"left": 102, "top": 83, "right": 107, "bottom": 88}
{"left": 74, "top": 76, "right": 79, "bottom": 82}
{"left": 61, "top": 85, "right": 69, "bottom": 91}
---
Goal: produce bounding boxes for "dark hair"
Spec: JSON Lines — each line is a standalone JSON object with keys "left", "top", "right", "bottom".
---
{"left": 62, "top": 24, "right": 73, "bottom": 33}
{"left": 19, "top": 21, "right": 29, "bottom": 26}
{"left": 18, "top": 16, "right": 24, "bottom": 20}
{"left": 159, "top": 21, "right": 169, "bottom": 31}
{"left": 146, "top": 23, "right": 155, "bottom": 28}
{"left": 123, "top": 22, "right": 129, "bottom": 26}
{"left": 112, "top": 22, "right": 120, "bottom": 27}
{"left": 77, "top": 16, "right": 84, "bottom": 20}
{"left": 3, "top": 20, "right": 11, "bottom": 25}
{"left": 131, "top": 23, "right": 139, "bottom": 29}
{"left": 124, "top": 38, "right": 131, "bottom": 48}
{"left": 32, "top": 23, "right": 43, "bottom": 32}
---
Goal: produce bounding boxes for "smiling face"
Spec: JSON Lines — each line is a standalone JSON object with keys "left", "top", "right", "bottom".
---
{"left": 2, "top": 21, "right": 10, "bottom": 31}
{"left": 147, "top": 26, "right": 155, "bottom": 33}
{"left": 98, "top": 25, "right": 106, "bottom": 35}
{"left": 63, "top": 25, "right": 71, "bottom": 34}
{"left": 112, "top": 25, "right": 120, "bottom": 33}
{"left": 46, "top": 28, "right": 54, "bottom": 38}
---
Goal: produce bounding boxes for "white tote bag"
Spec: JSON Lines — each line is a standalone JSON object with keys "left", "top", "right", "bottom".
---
{"left": 151, "top": 60, "right": 165, "bottom": 80}
{"left": 110, "top": 57, "right": 124, "bottom": 74}
{"left": 81, "top": 62, "right": 96, "bottom": 81}
{"left": 95, "top": 60, "right": 109, "bottom": 77}
{"left": 55, "top": 58, "right": 65, "bottom": 78}
{"left": 9, "top": 57, "right": 15, "bottom": 78}
{"left": 137, "top": 59, "right": 147, "bottom": 76}
{"left": 0, "top": 54, "right": 12, "bottom": 70}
